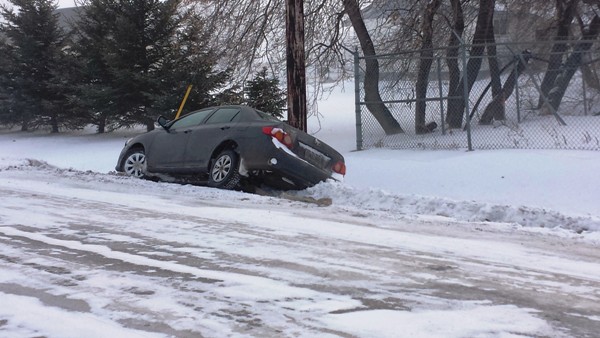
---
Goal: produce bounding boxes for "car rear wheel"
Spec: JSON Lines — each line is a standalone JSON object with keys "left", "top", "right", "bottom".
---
{"left": 208, "top": 150, "right": 241, "bottom": 190}
{"left": 123, "top": 148, "right": 146, "bottom": 178}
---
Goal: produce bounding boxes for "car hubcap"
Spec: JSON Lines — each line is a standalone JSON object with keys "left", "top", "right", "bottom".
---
{"left": 124, "top": 152, "right": 146, "bottom": 178}
{"left": 212, "top": 155, "right": 232, "bottom": 183}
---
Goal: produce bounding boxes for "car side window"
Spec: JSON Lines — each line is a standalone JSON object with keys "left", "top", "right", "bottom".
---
{"left": 205, "top": 108, "right": 241, "bottom": 124}
{"left": 170, "top": 109, "right": 214, "bottom": 130}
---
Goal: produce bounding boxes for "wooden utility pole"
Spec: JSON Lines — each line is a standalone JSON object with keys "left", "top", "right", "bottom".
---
{"left": 285, "top": 0, "right": 307, "bottom": 132}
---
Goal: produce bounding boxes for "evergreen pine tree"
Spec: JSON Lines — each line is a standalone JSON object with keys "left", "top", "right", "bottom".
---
{"left": 70, "top": 0, "right": 121, "bottom": 133}
{"left": 0, "top": 36, "right": 19, "bottom": 128}
{"left": 245, "top": 67, "right": 286, "bottom": 119}
{"left": 0, "top": 0, "right": 74, "bottom": 132}
{"left": 74, "top": 0, "right": 228, "bottom": 131}
{"left": 214, "top": 85, "right": 244, "bottom": 106}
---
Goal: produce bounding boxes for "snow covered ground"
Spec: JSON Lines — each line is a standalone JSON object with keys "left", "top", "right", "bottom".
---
{"left": 1, "top": 87, "right": 600, "bottom": 337}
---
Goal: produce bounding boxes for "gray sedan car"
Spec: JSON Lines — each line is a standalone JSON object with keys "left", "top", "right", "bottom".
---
{"left": 115, "top": 105, "right": 346, "bottom": 190}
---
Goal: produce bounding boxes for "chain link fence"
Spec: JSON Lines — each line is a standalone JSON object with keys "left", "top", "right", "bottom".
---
{"left": 353, "top": 40, "right": 600, "bottom": 151}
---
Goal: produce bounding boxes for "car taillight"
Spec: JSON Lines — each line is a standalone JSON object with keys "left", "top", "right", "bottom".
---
{"left": 263, "top": 126, "right": 294, "bottom": 149}
{"left": 332, "top": 161, "right": 346, "bottom": 176}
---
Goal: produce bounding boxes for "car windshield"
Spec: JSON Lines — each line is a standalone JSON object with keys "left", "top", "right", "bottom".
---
{"left": 169, "top": 109, "right": 213, "bottom": 129}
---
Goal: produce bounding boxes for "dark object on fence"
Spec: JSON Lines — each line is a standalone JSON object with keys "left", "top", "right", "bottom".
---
{"left": 417, "top": 121, "right": 439, "bottom": 134}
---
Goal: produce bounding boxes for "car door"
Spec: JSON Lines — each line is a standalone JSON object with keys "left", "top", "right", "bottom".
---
{"left": 183, "top": 107, "right": 241, "bottom": 169}
{"left": 147, "top": 108, "right": 214, "bottom": 171}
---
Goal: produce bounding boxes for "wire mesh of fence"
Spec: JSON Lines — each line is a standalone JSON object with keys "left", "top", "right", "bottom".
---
{"left": 354, "top": 40, "right": 600, "bottom": 151}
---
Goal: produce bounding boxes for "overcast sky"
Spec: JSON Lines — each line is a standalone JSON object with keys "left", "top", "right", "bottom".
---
{"left": 57, "top": 0, "right": 77, "bottom": 8}
{"left": 1, "top": 0, "right": 77, "bottom": 10}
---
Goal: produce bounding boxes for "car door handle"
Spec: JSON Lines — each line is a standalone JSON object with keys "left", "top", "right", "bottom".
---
{"left": 220, "top": 126, "right": 231, "bottom": 130}
{"left": 184, "top": 129, "right": 192, "bottom": 134}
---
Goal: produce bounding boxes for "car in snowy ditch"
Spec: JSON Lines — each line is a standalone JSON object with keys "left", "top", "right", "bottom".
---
{"left": 115, "top": 105, "right": 346, "bottom": 190}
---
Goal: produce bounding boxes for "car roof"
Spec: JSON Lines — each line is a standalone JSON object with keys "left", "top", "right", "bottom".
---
{"left": 179, "top": 105, "right": 281, "bottom": 123}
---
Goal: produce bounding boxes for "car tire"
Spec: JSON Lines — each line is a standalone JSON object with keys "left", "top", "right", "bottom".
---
{"left": 122, "top": 148, "right": 147, "bottom": 178}
{"left": 208, "top": 150, "right": 241, "bottom": 190}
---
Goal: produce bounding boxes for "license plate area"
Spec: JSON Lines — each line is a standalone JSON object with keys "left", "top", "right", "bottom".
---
{"left": 298, "top": 142, "right": 331, "bottom": 169}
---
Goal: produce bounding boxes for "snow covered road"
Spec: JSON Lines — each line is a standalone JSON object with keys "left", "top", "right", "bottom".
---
{"left": 1, "top": 162, "right": 599, "bottom": 337}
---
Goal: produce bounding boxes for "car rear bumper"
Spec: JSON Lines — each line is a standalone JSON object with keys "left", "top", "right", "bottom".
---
{"left": 255, "top": 143, "right": 336, "bottom": 189}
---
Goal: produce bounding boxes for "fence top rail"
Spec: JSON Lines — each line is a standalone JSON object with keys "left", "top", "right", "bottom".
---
{"left": 357, "top": 39, "right": 600, "bottom": 60}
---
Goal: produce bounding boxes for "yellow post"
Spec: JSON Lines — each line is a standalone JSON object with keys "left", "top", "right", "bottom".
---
{"left": 175, "top": 84, "right": 193, "bottom": 119}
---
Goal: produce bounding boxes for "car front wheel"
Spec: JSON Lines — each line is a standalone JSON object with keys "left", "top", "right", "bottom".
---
{"left": 208, "top": 150, "right": 241, "bottom": 190}
{"left": 123, "top": 148, "right": 146, "bottom": 178}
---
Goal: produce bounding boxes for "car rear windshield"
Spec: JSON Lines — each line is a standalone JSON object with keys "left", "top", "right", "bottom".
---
{"left": 256, "top": 110, "right": 281, "bottom": 122}
{"left": 205, "top": 108, "right": 240, "bottom": 124}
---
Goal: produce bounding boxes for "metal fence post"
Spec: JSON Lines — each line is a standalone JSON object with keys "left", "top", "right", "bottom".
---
{"left": 515, "top": 59, "right": 521, "bottom": 123}
{"left": 436, "top": 57, "right": 446, "bottom": 135}
{"left": 354, "top": 47, "right": 363, "bottom": 151}
{"left": 461, "top": 40, "right": 473, "bottom": 151}
{"left": 582, "top": 71, "right": 588, "bottom": 116}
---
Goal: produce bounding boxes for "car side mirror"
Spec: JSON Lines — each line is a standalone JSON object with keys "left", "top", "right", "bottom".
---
{"left": 157, "top": 116, "right": 170, "bottom": 130}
